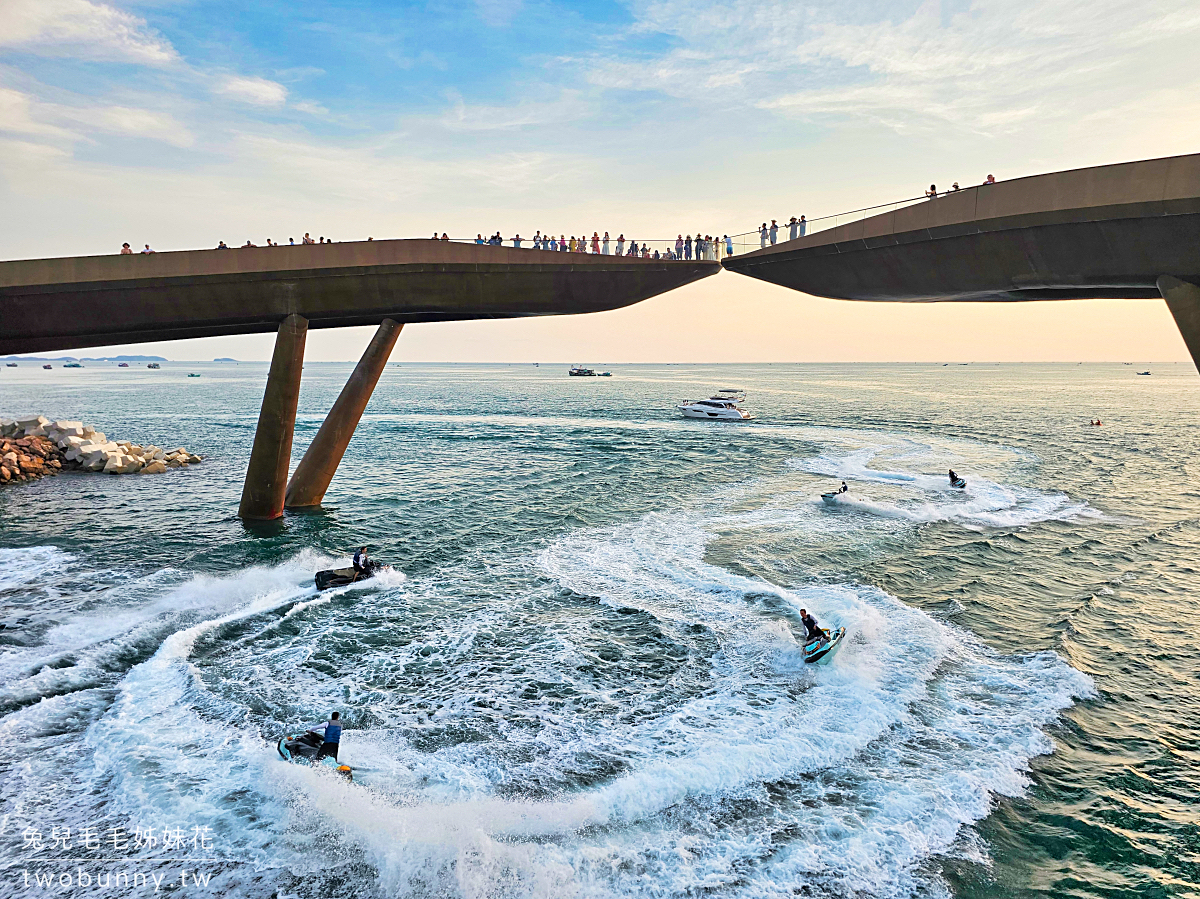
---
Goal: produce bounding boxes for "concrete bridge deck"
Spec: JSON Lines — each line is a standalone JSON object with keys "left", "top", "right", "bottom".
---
{"left": 1, "top": 239, "right": 718, "bottom": 519}
{"left": 722, "top": 152, "right": 1200, "bottom": 303}
{"left": 0, "top": 240, "right": 717, "bottom": 355}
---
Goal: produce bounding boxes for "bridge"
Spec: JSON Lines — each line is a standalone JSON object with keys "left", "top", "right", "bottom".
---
{"left": 0, "top": 240, "right": 717, "bottom": 519}
{"left": 721, "top": 153, "right": 1200, "bottom": 369}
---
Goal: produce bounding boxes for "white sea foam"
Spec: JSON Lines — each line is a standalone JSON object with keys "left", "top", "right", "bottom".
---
{"left": 263, "top": 501, "right": 1092, "bottom": 899}
{"left": 0, "top": 444, "right": 1095, "bottom": 898}
{"left": 0, "top": 545, "right": 73, "bottom": 592}
{"left": 797, "top": 440, "right": 1099, "bottom": 530}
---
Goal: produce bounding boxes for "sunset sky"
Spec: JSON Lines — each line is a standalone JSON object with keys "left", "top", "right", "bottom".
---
{"left": 2, "top": 0, "right": 1198, "bottom": 362}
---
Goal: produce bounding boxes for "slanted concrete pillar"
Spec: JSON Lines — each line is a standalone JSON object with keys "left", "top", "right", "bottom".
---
{"left": 1158, "top": 275, "right": 1200, "bottom": 375}
{"left": 239, "top": 314, "right": 308, "bottom": 520}
{"left": 285, "top": 319, "right": 403, "bottom": 508}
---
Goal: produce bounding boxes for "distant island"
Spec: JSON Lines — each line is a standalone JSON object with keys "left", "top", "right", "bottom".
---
{"left": 1, "top": 354, "right": 168, "bottom": 363}
{"left": 213, "top": 358, "right": 238, "bottom": 362}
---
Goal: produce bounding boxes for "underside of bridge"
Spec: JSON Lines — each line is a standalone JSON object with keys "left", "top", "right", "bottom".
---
{"left": 722, "top": 152, "right": 1200, "bottom": 371}
{"left": 1, "top": 240, "right": 718, "bottom": 518}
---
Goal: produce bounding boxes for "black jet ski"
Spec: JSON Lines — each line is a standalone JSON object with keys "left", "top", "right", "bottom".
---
{"left": 315, "top": 561, "right": 381, "bottom": 590}
{"left": 277, "top": 730, "right": 353, "bottom": 780}
{"left": 950, "top": 477, "right": 966, "bottom": 489}
{"left": 804, "top": 626, "right": 846, "bottom": 664}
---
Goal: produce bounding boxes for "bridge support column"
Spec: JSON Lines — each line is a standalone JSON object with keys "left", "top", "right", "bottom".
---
{"left": 284, "top": 319, "right": 403, "bottom": 508}
{"left": 239, "top": 314, "right": 309, "bottom": 520}
{"left": 1158, "top": 275, "right": 1200, "bottom": 375}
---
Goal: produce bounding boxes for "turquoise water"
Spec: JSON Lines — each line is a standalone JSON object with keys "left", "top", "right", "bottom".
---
{"left": 1, "top": 362, "right": 1197, "bottom": 898}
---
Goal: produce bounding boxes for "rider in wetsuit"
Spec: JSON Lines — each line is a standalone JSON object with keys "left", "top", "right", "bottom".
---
{"left": 948, "top": 469, "right": 958, "bottom": 484}
{"left": 799, "top": 608, "right": 828, "bottom": 644}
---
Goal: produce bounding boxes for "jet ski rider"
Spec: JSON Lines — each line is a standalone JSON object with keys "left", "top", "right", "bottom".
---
{"left": 352, "top": 546, "right": 371, "bottom": 575}
{"left": 316, "top": 711, "right": 342, "bottom": 762}
{"left": 948, "top": 469, "right": 958, "bottom": 485}
{"left": 800, "top": 608, "right": 829, "bottom": 644}
{"left": 839, "top": 481, "right": 848, "bottom": 494}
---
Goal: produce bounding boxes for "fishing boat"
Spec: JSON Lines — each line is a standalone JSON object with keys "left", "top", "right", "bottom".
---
{"left": 5, "top": 362, "right": 17, "bottom": 368}
{"left": 569, "top": 366, "right": 596, "bottom": 376}
{"left": 118, "top": 362, "right": 129, "bottom": 367}
{"left": 147, "top": 363, "right": 161, "bottom": 369}
{"left": 42, "top": 364, "right": 52, "bottom": 370}
{"left": 63, "top": 362, "right": 83, "bottom": 368}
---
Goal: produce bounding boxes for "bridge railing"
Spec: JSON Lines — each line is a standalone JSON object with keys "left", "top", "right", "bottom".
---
{"left": 724, "top": 192, "right": 938, "bottom": 256}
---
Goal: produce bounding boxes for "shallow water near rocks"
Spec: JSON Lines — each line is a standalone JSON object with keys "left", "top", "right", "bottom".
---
{"left": 0, "top": 361, "right": 1197, "bottom": 898}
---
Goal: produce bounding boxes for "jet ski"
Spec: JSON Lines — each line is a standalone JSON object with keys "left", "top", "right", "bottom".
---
{"left": 315, "top": 562, "right": 381, "bottom": 590}
{"left": 804, "top": 626, "right": 846, "bottom": 664}
{"left": 277, "top": 730, "right": 353, "bottom": 780}
{"left": 950, "top": 477, "right": 966, "bottom": 489}
{"left": 820, "top": 492, "right": 841, "bottom": 506}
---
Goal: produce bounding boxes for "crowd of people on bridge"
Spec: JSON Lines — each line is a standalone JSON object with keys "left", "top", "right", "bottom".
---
{"left": 467, "top": 231, "right": 735, "bottom": 261}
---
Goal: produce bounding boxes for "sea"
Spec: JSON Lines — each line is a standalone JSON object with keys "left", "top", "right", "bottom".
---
{"left": 0, "top": 361, "right": 1196, "bottom": 899}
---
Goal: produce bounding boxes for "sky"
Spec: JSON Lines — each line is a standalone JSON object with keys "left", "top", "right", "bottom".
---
{"left": 2, "top": 0, "right": 1199, "bottom": 362}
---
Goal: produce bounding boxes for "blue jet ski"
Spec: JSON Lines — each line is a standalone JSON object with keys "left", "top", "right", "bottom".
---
{"left": 950, "top": 477, "right": 966, "bottom": 489}
{"left": 277, "top": 730, "right": 353, "bottom": 780}
{"left": 804, "top": 626, "right": 846, "bottom": 664}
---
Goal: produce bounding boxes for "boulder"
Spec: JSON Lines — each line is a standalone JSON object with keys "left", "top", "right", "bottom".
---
{"left": 0, "top": 466, "right": 8, "bottom": 480}
{"left": 186, "top": 454, "right": 203, "bottom": 464}
{"left": 140, "top": 460, "right": 168, "bottom": 474}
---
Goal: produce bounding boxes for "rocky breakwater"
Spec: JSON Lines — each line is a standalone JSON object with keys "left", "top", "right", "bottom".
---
{"left": 0, "top": 416, "right": 202, "bottom": 484}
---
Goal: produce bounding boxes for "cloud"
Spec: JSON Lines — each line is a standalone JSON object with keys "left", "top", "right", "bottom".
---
{"left": 0, "top": 0, "right": 177, "bottom": 65}
{"left": 0, "top": 86, "right": 193, "bottom": 147}
{"left": 583, "top": 0, "right": 1200, "bottom": 135}
{"left": 440, "top": 90, "right": 589, "bottom": 131}
{"left": 214, "top": 75, "right": 289, "bottom": 107}
{"left": 475, "top": 0, "right": 524, "bottom": 28}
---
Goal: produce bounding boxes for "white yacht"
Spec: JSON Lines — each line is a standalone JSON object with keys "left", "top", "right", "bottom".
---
{"left": 677, "top": 389, "right": 752, "bottom": 420}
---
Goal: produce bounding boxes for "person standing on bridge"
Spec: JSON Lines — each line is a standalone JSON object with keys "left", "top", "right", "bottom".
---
{"left": 142, "top": 244, "right": 155, "bottom": 254}
{"left": 683, "top": 235, "right": 691, "bottom": 260}
{"left": 591, "top": 232, "right": 600, "bottom": 254}
{"left": 121, "top": 243, "right": 132, "bottom": 255}
{"left": 759, "top": 224, "right": 768, "bottom": 248}
{"left": 926, "top": 184, "right": 938, "bottom": 199}
{"left": 984, "top": 174, "right": 996, "bottom": 185}
{"left": 603, "top": 232, "right": 611, "bottom": 254}
{"left": 789, "top": 217, "right": 799, "bottom": 241}
{"left": 512, "top": 234, "right": 522, "bottom": 248}
{"left": 616, "top": 234, "right": 625, "bottom": 256}
{"left": 769, "top": 220, "right": 779, "bottom": 244}
{"left": 799, "top": 215, "right": 806, "bottom": 236}
{"left": 725, "top": 234, "right": 733, "bottom": 256}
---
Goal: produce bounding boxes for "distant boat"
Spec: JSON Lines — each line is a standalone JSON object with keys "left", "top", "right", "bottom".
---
{"left": 118, "top": 362, "right": 129, "bottom": 367}
{"left": 569, "top": 366, "right": 597, "bottom": 376}
{"left": 188, "top": 373, "right": 201, "bottom": 377}
{"left": 147, "top": 363, "right": 161, "bottom": 369}
{"left": 64, "top": 362, "right": 83, "bottom": 368}
{"left": 1137, "top": 371, "right": 1151, "bottom": 375}
{"left": 5, "top": 362, "right": 16, "bottom": 367}
{"left": 43, "top": 364, "right": 52, "bottom": 369}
